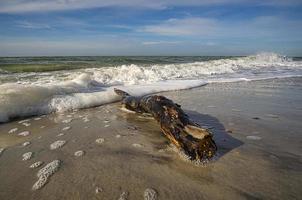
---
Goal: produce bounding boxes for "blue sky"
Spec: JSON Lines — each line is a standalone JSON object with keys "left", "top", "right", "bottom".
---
{"left": 0, "top": 0, "right": 302, "bottom": 56}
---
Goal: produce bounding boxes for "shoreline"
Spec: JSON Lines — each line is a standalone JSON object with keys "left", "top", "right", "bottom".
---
{"left": 1, "top": 75, "right": 302, "bottom": 125}
{"left": 0, "top": 77, "right": 301, "bottom": 199}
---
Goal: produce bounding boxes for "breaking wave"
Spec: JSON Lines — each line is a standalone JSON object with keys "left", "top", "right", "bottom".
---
{"left": 0, "top": 52, "right": 301, "bottom": 122}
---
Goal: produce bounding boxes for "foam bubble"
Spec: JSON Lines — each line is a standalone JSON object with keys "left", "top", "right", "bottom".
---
{"left": 32, "top": 160, "right": 61, "bottom": 190}
{"left": 95, "top": 187, "right": 103, "bottom": 194}
{"left": 18, "top": 119, "right": 30, "bottom": 124}
{"left": 8, "top": 128, "right": 18, "bottom": 134}
{"left": 22, "top": 122, "right": 31, "bottom": 127}
{"left": 132, "top": 143, "right": 143, "bottom": 148}
{"left": 95, "top": 138, "right": 105, "bottom": 144}
{"left": 74, "top": 150, "right": 84, "bottom": 157}
{"left": 62, "top": 126, "right": 71, "bottom": 131}
{"left": 62, "top": 119, "right": 72, "bottom": 123}
{"left": 0, "top": 148, "right": 5, "bottom": 156}
{"left": 246, "top": 135, "right": 262, "bottom": 140}
{"left": 144, "top": 188, "right": 158, "bottom": 200}
{"left": 30, "top": 161, "right": 44, "bottom": 168}
{"left": 22, "top": 152, "right": 33, "bottom": 161}
{"left": 50, "top": 140, "right": 66, "bottom": 150}
{"left": 22, "top": 141, "right": 31, "bottom": 147}
{"left": 118, "top": 191, "right": 129, "bottom": 200}
{"left": 18, "top": 131, "right": 30, "bottom": 136}
{"left": 83, "top": 117, "right": 90, "bottom": 122}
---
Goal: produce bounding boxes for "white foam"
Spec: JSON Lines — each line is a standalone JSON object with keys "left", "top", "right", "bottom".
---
{"left": 22, "top": 152, "right": 33, "bottom": 161}
{"left": 132, "top": 143, "right": 143, "bottom": 148}
{"left": 0, "top": 148, "right": 5, "bottom": 156}
{"left": 18, "top": 119, "right": 30, "bottom": 124}
{"left": 95, "top": 138, "right": 105, "bottom": 144}
{"left": 62, "top": 119, "right": 72, "bottom": 123}
{"left": 95, "top": 187, "right": 103, "bottom": 194}
{"left": 50, "top": 140, "right": 66, "bottom": 150}
{"left": 8, "top": 128, "right": 18, "bottom": 134}
{"left": 246, "top": 135, "right": 262, "bottom": 140}
{"left": 0, "top": 52, "right": 301, "bottom": 123}
{"left": 74, "top": 150, "right": 84, "bottom": 157}
{"left": 32, "top": 160, "right": 61, "bottom": 190}
{"left": 144, "top": 188, "right": 158, "bottom": 200}
{"left": 22, "top": 141, "right": 31, "bottom": 147}
{"left": 118, "top": 191, "right": 129, "bottom": 200}
{"left": 83, "top": 117, "right": 90, "bottom": 122}
{"left": 62, "top": 126, "right": 71, "bottom": 131}
{"left": 18, "top": 131, "right": 30, "bottom": 136}
{"left": 22, "top": 122, "right": 31, "bottom": 127}
{"left": 30, "top": 161, "right": 44, "bottom": 168}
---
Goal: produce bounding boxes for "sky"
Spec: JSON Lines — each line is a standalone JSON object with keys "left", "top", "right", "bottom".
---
{"left": 0, "top": 0, "right": 302, "bottom": 56}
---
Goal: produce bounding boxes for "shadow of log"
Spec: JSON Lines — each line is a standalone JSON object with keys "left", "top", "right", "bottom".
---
{"left": 185, "top": 110, "right": 243, "bottom": 158}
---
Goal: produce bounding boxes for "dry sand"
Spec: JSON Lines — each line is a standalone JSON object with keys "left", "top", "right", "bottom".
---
{"left": 0, "top": 77, "right": 301, "bottom": 199}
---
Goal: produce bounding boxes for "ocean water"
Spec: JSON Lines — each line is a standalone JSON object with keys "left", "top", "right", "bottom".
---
{"left": 0, "top": 52, "right": 301, "bottom": 123}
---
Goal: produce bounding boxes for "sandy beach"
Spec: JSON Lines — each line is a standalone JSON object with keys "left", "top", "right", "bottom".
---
{"left": 0, "top": 77, "right": 301, "bottom": 200}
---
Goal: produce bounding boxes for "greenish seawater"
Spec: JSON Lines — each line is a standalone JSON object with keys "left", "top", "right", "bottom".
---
{"left": 0, "top": 56, "right": 234, "bottom": 73}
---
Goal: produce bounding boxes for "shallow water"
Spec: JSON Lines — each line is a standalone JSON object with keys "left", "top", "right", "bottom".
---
{"left": 0, "top": 77, "right": 301, "bottom": 199}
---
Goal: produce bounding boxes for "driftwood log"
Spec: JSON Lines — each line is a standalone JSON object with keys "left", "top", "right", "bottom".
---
{"left": 114, "top": 88, "right": 217, "bottom": 161}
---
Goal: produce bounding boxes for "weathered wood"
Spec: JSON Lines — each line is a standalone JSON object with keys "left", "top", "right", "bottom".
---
{"left": 114, "top": 88, "right": 217, "bottom": 161}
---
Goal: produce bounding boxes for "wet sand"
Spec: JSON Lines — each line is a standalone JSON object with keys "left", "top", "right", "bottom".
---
{"left": 0, "top": 77, "right": 301, "bottom": 200}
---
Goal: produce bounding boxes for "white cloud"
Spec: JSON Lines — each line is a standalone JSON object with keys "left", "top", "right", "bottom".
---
{"left": 0, "top": 0, "right": 300, "bottom": 13}
{"left": 142, "top": 18, "right": 217, "bottom": 36}
{"left": 15, "top": 21, "right": 51, "bottom": 29}
{"left": 142, "top": 41, "right": 181, "bottom": 45}
{"left": 140, "top": 16, "right": 302, "bottom": 39}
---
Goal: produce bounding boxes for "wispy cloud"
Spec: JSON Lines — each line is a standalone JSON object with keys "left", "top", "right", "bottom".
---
{"left": 106, "top": 25, "right": 133, "bottom": 30}
{"left": 140, "top": 16, "right": 302, "bottom": 39}
{"left": 142, "top": 41, "right": 181, "bottom": 45}
{"left": 15, "top": 21, "right": 51, "bottom": 29}
{"left": 142, "top": 18, "right": 217, "bottom": 36}
{"left": 0, "top": 0, "right": 301, "bottom": 13}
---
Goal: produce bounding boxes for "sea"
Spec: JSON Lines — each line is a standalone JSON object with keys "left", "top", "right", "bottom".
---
{"left": 0, "top": 52, "right": 301, "bottom": 123}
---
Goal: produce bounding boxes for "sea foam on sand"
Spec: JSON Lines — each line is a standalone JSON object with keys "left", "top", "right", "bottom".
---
{"left": 30, "top": 161, "right": 44, "bottom": 169}
{"left": 22, "top": 141, "right": 31, "bottom": 147}
{"left": 144, "top": 188, "right": 158, "bottom": 200}
{"left": 18, "top": 131, "right": 30, "bottom": 136}
{"left": 95, "top": 138, "right": 105, "bottom": 144}
{"left": 0, "top": 148, "right": 5, "bottom": 156}
{"left": 22, "top": 152, "right": 33, "bottom": 161}
{"left": 74, "top": 150, "right": 84, "bottom": 157}
{"left": 50, "top": 140, "right": 66, "bottom": 150}
{"left": 32, "top": 160, "right": 61, "bottom": 190}
{"left": 8, "top": 128, "right": 18, "bottom": 134}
